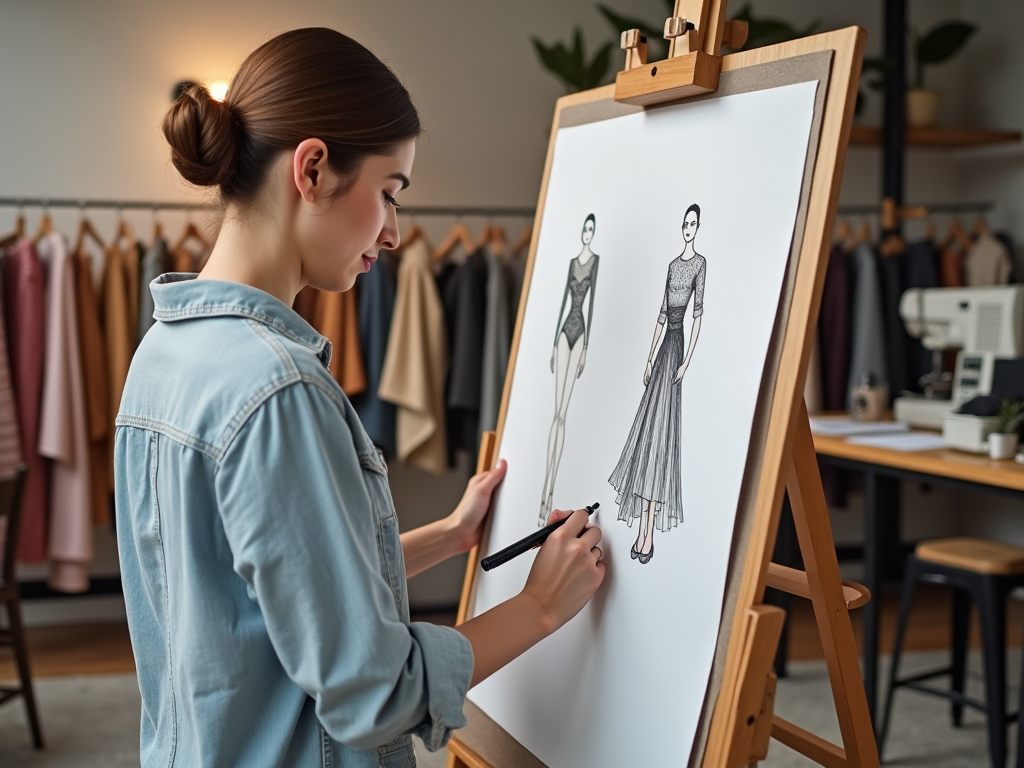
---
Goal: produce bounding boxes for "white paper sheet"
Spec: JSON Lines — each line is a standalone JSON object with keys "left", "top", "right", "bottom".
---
{"left": 844, "top": 432, "right": 947, "bottom": 452}
{"left": 809, "top": 417, "right": 910, "bottom": 437}
{"left": 466, "top": 82, "right": 818, "bottom": 768}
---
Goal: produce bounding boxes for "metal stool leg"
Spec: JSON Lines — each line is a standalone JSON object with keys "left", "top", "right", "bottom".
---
{"left": 979, "top": 578, "right": 1007, "bottom": 768}
{"left": 880, "top": 555, "right": 920, "bottom": 757}
{"left": 951, "top": 588, "right": 971, "bottom": 727}
{"left": 6, "top": 595, "right": 43, "bottom": 748}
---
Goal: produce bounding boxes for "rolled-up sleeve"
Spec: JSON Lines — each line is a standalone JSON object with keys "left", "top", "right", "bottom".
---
{"left": 214, "top": 379, "right": 473, "bottom": 752}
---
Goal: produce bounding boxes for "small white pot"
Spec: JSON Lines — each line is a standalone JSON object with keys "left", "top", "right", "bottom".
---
{"left": 906, "top": 88, "right": 942, "bottom": 129}
{"left": 989, "top": 432, "right": 1019, "bottom": 460}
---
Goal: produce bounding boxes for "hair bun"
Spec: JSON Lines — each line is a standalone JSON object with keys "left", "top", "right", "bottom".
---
{"left": 162, "top": 84, "right": 239, "bottom": 189}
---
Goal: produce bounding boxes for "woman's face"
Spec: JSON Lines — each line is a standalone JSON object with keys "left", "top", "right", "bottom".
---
{"left": 581, "top": 217, "right": 595, "bottom": 245}
{"left": 681, "top": 211, "right": 699, "bottom": 244}
{"left": 298, "top": 140, "right": 416, "bottom": 292}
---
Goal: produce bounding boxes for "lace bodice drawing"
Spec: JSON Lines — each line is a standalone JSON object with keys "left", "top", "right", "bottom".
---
{"left": 554, "top": 255, "right": 600, "bottom": 349}
{"left": 658, "top": 254, "right": 706, "bottom": 327}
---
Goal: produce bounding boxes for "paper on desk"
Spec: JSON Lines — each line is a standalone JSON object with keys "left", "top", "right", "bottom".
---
{"left": 809, "top": 416, "right": 910, "bottom": 437}
{"left": 845, "top": 432, "right": 947, "bottom": 452}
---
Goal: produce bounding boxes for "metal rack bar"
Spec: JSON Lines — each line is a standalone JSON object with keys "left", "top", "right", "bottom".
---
{"left": 0, "top": 197, "right": 535, "bottom": 218}
{"left": 837, "top": 201, "right": 994, "bottom": 216}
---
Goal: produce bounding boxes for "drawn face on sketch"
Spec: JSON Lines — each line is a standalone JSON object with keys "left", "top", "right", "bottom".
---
{"left": 581, "top": 215, "right": 596, "bottom": 245}
{"left": 681, "top": 210, "right": 699, "bottom": 244}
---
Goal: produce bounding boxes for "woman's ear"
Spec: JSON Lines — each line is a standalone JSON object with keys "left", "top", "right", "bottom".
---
{"left": 292, "top": 138, "right": 330, "bottom": 203}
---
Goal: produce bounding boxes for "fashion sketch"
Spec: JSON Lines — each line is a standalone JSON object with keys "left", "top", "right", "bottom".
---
{"left": 539, "top": 214, "right": 600, "bottom": 525}
{"left": 608, "top": 203, "right": 707, "bottom": 564}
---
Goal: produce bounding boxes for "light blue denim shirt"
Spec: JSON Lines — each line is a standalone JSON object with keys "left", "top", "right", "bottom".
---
{"left": 115, "top": 274, "right": 473, "bottom": 768}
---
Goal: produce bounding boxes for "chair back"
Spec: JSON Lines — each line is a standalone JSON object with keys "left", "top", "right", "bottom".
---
{"left": 0, "top": 466, "right": 28, "bottom": 589}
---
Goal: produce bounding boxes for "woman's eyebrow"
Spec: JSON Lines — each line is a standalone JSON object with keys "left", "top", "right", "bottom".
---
{"left": 388, "top": 172, "right": 410, "bottom": 190}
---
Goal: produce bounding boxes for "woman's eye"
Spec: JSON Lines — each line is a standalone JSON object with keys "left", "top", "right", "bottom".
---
{"left": 383, "top": 192, "right": 400, "bottom": 209}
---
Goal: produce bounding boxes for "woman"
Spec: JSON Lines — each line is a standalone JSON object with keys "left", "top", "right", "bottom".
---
{"left": 115, "top": 28, "right": 605, "bottom": 767}
{"left": 539, "top": 213, "right": 600, "bottom": 525}
{"left": 608, "top": 203, "right": 706, "bottom": 565}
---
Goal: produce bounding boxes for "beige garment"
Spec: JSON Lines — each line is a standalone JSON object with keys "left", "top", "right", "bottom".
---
{"left": 101, "top": 243, "right": 134, "bottom": 491}
{"left": 378, "top": 240, "right": 449, "bottom": 475}
{"left": 311, "top": 289, "right": 367, "bottom": 396}
{"left": 37, "top": 233, "right": 92, "bottom": 592}
{"left": 124, "top": 241, "right": 140, "bottom": 347}
{"left": 964, "top": 233, "right": 1012, "bottom": 286}
{"left": 74, "top": 249, "right": 110, "bottom": 527}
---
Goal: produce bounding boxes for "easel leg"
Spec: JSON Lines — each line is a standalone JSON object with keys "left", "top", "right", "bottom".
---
{"left": 778, "top": 403, "right": 880, "bottom": 768}
{"left": 765, "top": 495, "right": 798, "bottom": 679}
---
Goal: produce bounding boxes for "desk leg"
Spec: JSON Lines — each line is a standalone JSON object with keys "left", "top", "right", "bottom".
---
{"left": 863, "top": 470, "right": 901, "bottom": 736}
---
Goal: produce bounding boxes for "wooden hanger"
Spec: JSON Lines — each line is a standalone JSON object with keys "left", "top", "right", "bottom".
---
{"left": 74, "top": 215, "right": 107, "bottom": 254}
{"left": 487, "top": 225, "right": 508, "bottom": 257}
{"left": 942, "top": 218, "right": 972, "bottom": 252}
{"left": 512, "top": 225, "right": 532, "bottom": 257}
{"left": 172, "top": 220, "right": 211, "bottom": 253}
{"left": 431, "top": 222, "right": 475, "bottom": 263}
{"left": 848, "top": 218, "right": 872, "bottom": 249}
{"left": 833, "top": 218, "right": 852, "bottom": 246}
{"left": 392, "top": 223, "right": 424, "bottom": 256}
{"left": 111, "top": 216, "right": 136, "bottom": 252}
{"left": 151, "top": 207, "right": 164, "bottom": 242}
{"left": 32, "top": 211, "right": 53, "bottom": 244}
{"left": 0, "top": 213, "right": 26, "bottom": 250}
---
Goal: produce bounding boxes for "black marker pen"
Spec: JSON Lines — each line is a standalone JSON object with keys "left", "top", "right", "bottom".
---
{"left": 480, "top": 503, "right": 599, "bottom": 572}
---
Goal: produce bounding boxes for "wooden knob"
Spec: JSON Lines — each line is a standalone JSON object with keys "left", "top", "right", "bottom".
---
{"left": 620, "top": 28, "right": 644, "bottom": 50}
{"left": 664, "top": 16, "right": 692, "bottom": 39}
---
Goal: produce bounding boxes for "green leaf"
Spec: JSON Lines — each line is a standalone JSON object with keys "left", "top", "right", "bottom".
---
{"left": 586, "top": 41, "right": 615, "bottom": 90}
{"left": 917, "top": 21, "right": 975, "bottom": 66}
{"left": 531, "top": 28, "right": 613, "bottom": 93}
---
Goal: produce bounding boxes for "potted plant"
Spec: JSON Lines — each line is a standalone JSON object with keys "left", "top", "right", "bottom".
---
{"left": 989, "top": 398, "right": 1024, "bottom": 460}
{"left": 906, "top": 21, "right": 976, "bottom": 129}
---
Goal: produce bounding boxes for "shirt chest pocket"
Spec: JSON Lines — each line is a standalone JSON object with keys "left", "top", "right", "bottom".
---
{"left": 358, "top": 449, "right": 409, "bottom": 621}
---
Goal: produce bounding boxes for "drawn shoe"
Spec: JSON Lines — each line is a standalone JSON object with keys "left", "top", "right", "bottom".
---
{"left": 638, "top": 543, "right": 654, "bottom": 565}
{"left": 630, "top": 542, "right": 640, "bottom": 559}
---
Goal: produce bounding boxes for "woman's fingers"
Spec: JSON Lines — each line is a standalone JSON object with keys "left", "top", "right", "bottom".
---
{"left": 577, "top": 523, "right": 603, "bottom": 549}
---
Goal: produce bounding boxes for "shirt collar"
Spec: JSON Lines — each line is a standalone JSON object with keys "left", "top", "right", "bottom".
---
{"left": 150, "top": 273, "right": 332, "bottom": 368}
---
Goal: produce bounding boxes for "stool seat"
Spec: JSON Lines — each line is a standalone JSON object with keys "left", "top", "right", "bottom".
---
{"left": 916, "top": 537, "right": 1024, "bottom": 576}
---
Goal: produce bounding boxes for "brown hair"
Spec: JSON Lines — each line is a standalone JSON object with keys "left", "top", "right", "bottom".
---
{"left": 162, "top": 27, "right": 420, "bottom": 202}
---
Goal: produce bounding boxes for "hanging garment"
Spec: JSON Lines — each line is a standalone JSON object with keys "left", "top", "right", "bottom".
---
{"left": 378, "top": 240, "right": 448, "bottom": 475}
{"left": 351, "top": 251, "right": 397, "bottom": 459}
{"left": 996, "top": 231, "right": 1019, "bottom": 283}
{"left": 311, "top": 289, "right": 367, "bottom": 396}
{"left": 877, "top": 251, "right": 911, "bottom": 400}
{"left": 74, "top": 248, "right": 110, "bottom": 527}
{"left": 939, "top": 242, "right": 965, "bottom": 288}
{"left": 847, "top": 241, "right": 889, "bottom": 406}
{"left": 4, "top": 239, "right": 49, "bottom": 562}
{"left": 0, "top": 270, "right": 21, "bottom": 560}
{"left": 479, "top": 247, "right": 511, "bottom": 438}
{"left": 964, "top": 233, "right": 1013, "bottom": 286}
{"left": 904, "top": 240, "right": 941, "bottom": 392}
{"left": 508, "top": 253, "right": 527, "bottom": 330}
{"left": 137, "top": 236, "right": 170, "bottom": 344}
{"left": 817, "top": 244, "right": 851, "bottom": 411}
{"left": 101, "top": 242, "right": 135, "bottom": 491}
{"left": 441, "top": 248, "right": 488, "bottom": 462}
{"left": 36, "top": 233, "right": 92, "bottom": 592}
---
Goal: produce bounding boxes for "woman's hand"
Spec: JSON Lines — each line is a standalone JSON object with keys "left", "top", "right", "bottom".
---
{"left": 644, "top": 360, "right": 653, "bottom": 386}
{"left": 550, "top": 347, "right": 557, "bottom": 373}
{"left": 448, "top": 459, "right": 508, "bottom": 552}
{"left": 673, "top": 361, "right": 689, "bottom": 384}
{"left": 576, "top": 347, "right": 587, "bottom": 378}
{"left": 521, "top": 508, "right": 605, "bottom": 632}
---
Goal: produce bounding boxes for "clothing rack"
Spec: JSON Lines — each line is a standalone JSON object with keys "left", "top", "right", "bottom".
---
{"left": 836, "top": 201, "right": 994, "bottom": 216}
{"left": 0, "top": 197, "right": 535, "bottom": 218}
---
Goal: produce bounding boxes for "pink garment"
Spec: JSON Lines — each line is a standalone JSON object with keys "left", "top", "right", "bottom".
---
{"left": 4, "top": 238, "right": 49, "bottom": 562}
{"left": 37, "top": 233, "right": 92, "bottom": 592}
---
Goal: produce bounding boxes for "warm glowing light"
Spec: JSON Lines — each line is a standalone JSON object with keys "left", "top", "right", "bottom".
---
{"left": 209, "top": 81, "right": 230, "bottom": 102}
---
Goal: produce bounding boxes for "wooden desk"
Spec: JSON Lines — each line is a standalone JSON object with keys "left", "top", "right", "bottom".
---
{"left": 813, "top": 430, "right": 1024, "bottom": 732}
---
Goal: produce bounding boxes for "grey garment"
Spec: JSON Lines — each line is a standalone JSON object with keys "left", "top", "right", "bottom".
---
{"left": 137, "top": 236, "right": 169, "bottom": 345}
{"left": 658, "top": 253, "right": 706, "bottom": 323}
{"left": 508, "top": 254, "right": 527, "bottom": 329}
{"left": 479, "top": 248, "right": 511, "bottom": 437}
{"left": 847, "top": 241, "right": 889, "bottom": 407}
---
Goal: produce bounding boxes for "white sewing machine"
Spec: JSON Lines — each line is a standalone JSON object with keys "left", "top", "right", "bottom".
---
{"left": 893, "top": 285, "right": 1024, "bottom": 429}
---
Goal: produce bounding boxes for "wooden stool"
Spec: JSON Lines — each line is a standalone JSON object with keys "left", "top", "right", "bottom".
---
{"left": 880, "top": 537, "right": 1024, "bottom": 768}
{"left": 0, "top": 467, "right": 44, "bottom": 749}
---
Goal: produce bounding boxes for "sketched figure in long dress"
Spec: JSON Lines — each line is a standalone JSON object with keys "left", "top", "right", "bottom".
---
{"left": 608, "top": 203, "right": 706, "bottom": 564}
{"left": 539, "top": 213, "right": 600, "bottom": 525}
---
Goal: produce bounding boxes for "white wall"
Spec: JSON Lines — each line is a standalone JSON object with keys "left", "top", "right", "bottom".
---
{"left": 2, "top": 0, "right": 1022, "bottom": 611}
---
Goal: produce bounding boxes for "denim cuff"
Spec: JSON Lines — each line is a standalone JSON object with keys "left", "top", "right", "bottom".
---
{"left": 407, "top": 623, "right": 473, "bottom": 751}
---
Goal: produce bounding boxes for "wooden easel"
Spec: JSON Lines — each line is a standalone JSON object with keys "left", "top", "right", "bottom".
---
{"left": 448, "top": 3, "right": 878, "bottom": 766}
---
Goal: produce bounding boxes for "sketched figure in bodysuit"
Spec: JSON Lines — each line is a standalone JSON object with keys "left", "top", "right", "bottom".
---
{"left": 539, "top": 214, "right": 600, "bottom": 525}
{"left": 608, "top": 203, "right": 706, "bottom": 563}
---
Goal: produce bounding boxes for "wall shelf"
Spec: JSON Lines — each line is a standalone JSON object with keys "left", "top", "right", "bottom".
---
{"left": 850, "top": 125, "right": 1022, "bottom": 147}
